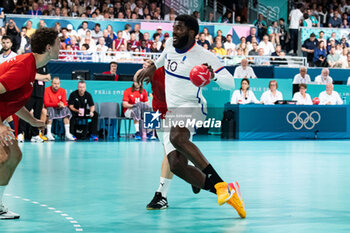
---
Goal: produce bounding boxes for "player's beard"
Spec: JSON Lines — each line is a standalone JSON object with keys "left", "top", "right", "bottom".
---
{"left": 173, "top": 34, "right": 189, "bottom": 49}
{"left": 2, "top": 47, "right": 10, "bottom": 52}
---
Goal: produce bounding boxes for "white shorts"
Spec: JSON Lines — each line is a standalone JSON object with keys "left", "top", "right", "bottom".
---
{"left": 158, "top": 104, "right": 206, "bottom": 155}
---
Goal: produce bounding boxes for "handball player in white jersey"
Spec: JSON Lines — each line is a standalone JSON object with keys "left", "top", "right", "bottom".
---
{"left": 138, "top": 15, "right": 246, "bottom": 217}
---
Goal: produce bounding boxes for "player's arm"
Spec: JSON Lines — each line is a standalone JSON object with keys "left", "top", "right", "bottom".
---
{"left": 35, "top": 73, "right": 51, "bottom": 82}
{"left": 0, "top": 62, "right": 29, "bottom": 93}
{"left": 202, "top": 50, "right": 235, "bottom": 90}
{"left": 137, "top": 38, "right": 170, "bottom": 84}
{"left": 0, "top": 117, "right": 15, "bottom": 146}
{"left": 123, "top": 101, "right": 133, "bottom": 109}
{"left": 205, "top": 52, "right": 235, "bottom": 90}
{"left": 15, "top": 107, "right": 45, "bottom": 128}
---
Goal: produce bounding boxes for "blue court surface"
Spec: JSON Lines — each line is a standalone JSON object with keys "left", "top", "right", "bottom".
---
{"left": 2, "top": 137, "right": 350, "bottom": 233}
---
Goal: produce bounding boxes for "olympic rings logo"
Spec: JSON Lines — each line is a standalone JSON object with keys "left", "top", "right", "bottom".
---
{"left": 286, "top": 111, "right": 321, "bottom": 130}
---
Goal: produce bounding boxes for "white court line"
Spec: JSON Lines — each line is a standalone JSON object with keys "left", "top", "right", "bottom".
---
{"left": 4, "top": 193, "right": 84, "bottom": 232}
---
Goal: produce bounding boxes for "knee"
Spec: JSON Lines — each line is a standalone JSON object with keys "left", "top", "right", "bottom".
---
{"left": 10, "top": 148, "right": 22, "bottom": 164}
{"left": 169, "top": 128, "right": 190, "bottom": 148}
{"left": 0, "top": 153, "right": 9, "bottom": 166}
{"left": 167, "top": 152, "right": 184, "bottom": 174}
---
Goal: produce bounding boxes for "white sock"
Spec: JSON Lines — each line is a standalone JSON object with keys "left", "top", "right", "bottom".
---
{"left": 156, "top": 177, "right": 171, "bottom": 198}
{"left": 134, "top": 123, "right": 139, "bottom": 132}
{"left": 64, "top": 124, "right": 71, "bottom": 136}
{"left": 0, "top": 186, "right": 6, "bottom": 206}
{"left": 47, "top": 124, "right": 52, "bottom": 136}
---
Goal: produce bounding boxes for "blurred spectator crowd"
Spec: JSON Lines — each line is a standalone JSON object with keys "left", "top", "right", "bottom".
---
{"left": 0, "top": 0, "right": 349, "bottom": 67}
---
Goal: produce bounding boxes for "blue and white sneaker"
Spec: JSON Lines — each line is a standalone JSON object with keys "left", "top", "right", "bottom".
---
{"left": 135, "top": 132, "right": 141, "bottom": 140}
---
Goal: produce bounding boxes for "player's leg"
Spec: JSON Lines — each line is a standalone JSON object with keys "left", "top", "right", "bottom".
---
{"left": 39, "top": 107, "right": 48, "bottom": 141}
{"left": 46, "top": 118, "right": 55, "bottom": 141}
{"left": 169, "top": 126, "right": 246, "bottom": 217}
{"left": 0, "top": 143, "right": 21, "bottom": 219}
{"left": 63, "top": 117, "right": 75, "bottom": 141}
{"left": 30, "top": 98, "right": 44, "bottom": 142}
{"left": 124, "top": 109, "right": 141, "bottom": 140}
{"left": 89, "top": 111, "right": 99, "bottom": 141}
{"left": 133, "top": 119, "right": 141, "bottom": 140}
{"left": 17, "top": 98, "right": 35, "bottom": 142}
{"left": 147, "top": 152, "right": 173, "bottom": 210}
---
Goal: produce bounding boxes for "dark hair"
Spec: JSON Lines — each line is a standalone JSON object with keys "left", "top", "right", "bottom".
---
{"left": 95, "top": 23, "right": 101, "bottom": 27}
{"left": 78, "top": 80, "right": 86, "bottom": 85}
{"left": 82, "top": 43, "right": 89, "bottom": 50}
{"left": 1, "top": 35, "right": 12, "bottom": 42}
{"left": 153, "top": 33, "right": 160, "bottom": 40}
{"left": 124, "top": 24, "right": 131, "bottom": 30}
{"left": 175, "top": 14, "right": 199, "bottom": 35}
{"left": 132, "top": 82, "right": 144, "bottom": 94}
{"left": 31, "top": 28, "right": 58, "bottom": 54}
{"left": 299, "top": 83, "right": 307, "bottom": 89}
{"left": 279, "top": 18, "right": 285, "bottom": 22}
{"left": 110, "top": 61, "right": 117, "bottom": 67}
{"left": 82, "top": 21, "right": 88, "bottom": 25}
{"left": 52, "top": 76, "right": 60, "bottom": 82}
{"left": 240, "top": 78, "right": 250, "bottom": 91}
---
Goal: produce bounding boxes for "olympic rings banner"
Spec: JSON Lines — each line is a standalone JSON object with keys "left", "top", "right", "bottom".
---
{"left": 225, "top": 104, "right": 350, "bottom": 139}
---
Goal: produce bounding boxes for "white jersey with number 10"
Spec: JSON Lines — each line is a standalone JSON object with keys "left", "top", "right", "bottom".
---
{"left": 154, "top": 37, "right": 234, "bottom": 111}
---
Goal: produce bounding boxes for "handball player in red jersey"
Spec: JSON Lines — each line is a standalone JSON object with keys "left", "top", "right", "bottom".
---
{"left": 0, "top": 28, "right": 60, "bottom": 219}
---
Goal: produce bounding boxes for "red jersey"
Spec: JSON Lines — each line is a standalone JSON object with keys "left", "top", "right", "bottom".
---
{"left": 127, "top": 40, "right": 140, "bottom": 51}
{"left": 102, "top": 71, "right": 119, "bottom": 81}
{"left": 0, "top": 53, "right": 37, "bottom": 120}
{"left": 122, "top": 87, "right": 148, "bottom": 113}
{"left": 113, "top": 38, "right": 125, "bottom": 51}
{"left": 151, "top": 66, "right": 167, "bottom": 118}
{"left": 146, "top": 40, "right": 153, "bottom": 49}
{"left": 44, "top": 86, "right": 68, "bottom": 108}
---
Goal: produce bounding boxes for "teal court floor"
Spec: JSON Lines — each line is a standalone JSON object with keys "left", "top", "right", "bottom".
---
{"left": 2, "top": 137, "right": 350, "bottom": 233}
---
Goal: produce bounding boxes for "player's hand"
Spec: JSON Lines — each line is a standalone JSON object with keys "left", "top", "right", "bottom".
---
{"left": 43, "top": 75, "right": 51, "bottom": 82}
{"left": 89, "top": 111, "right": 94, "bottom": 117}
{"left": 0, "top": 124, "right": 15, "bottom": 147}
{"left": 137, "top": 60, "right": 156, "bottom": 84}
{"left": 202, "top": 63, "right": 215, "bottom": 80}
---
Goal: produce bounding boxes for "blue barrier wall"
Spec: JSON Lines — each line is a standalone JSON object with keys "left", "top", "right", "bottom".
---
{"left": 48, "top": 61, "right": 350, "bottom": 82}
{"left": 274, "top": 67, "right": 350, "bottom": 83}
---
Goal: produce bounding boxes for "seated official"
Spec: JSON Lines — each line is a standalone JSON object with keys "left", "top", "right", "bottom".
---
{"left": 319, "top": 83, "right": 343, "bottom": 105}
{"left": 123, "top": 72, "right": 153, "bottom": 140}
{"left": 68, "top": 80, "right": 98, "bottom": 141}
{"left": 314, "top": 68, "right": 333, "bottom": 84}
{"left": 260, "top": 80, "right": 283, "bottom": 104}
{"left": 230, "top": 78, "right": 259, "bottom": 104}
{"left": 233, "top": 59, "right": 257, "bottom": 79}
{"left": 103, "top": 61, "right": 119, "bottom": 81}
{"left": 292, "top": 83, "right": 312, "bottom": 105}
{"left": 292, "top": 66, "right": 311, "bottom": 84}
{"left": 43, "top": 77, "right": 75, "bottom": 141}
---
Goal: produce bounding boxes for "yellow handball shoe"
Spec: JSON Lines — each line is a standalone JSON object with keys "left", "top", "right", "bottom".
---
{"left": 39, "top": 132, "right": 48, "bottom": 141}
{"left": 215, "top": 182, "right": 234, "bottom": 206}
{"left": 227, "top": 182, "right": 246, "bottom": 218}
